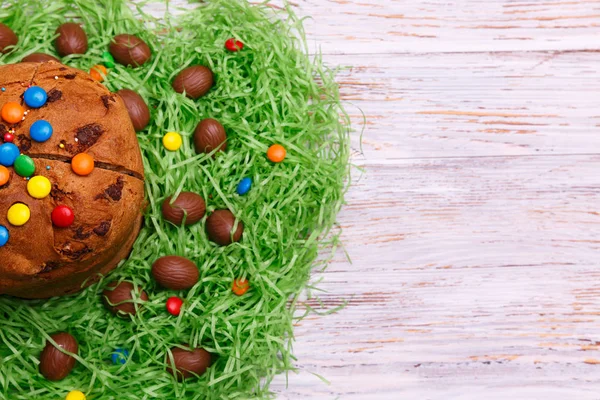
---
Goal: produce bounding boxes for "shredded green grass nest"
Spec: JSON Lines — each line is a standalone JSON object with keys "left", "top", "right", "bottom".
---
{"left": 0, "top": 0, "right": 350, "bottom": 398}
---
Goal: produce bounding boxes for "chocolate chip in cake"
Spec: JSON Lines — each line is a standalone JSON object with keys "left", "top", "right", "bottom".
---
{"left": 75, "top": 123, "right": 103, "bottom": 150}
{"left": 93, "top": 221, "right": 111, "bottom": 236}
{"left": 16, "top": 134, "right": 31, "bottom": 152}
{"left": 46, "top": 89, "right": 62, "bottom": 103}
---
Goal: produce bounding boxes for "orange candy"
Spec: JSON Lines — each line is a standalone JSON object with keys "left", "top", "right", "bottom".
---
{"left": 232, "top": 278, "right": 249, "bottom": 296}
{"left": 71, "top": 153, "right": 94, "bottom": 176}
{"left": 266, "top": 144, "right": 286, "bottom": 163}
{"left": 1, "top": 102, "right": 24, "bottom": 124}
{"left": 0, "top": 165, "right": 9, "bottom": 186}
{"left": 90, "top": 65, "right": 108, "bottom": 82}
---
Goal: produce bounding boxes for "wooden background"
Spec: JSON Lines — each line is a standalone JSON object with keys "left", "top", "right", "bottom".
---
{"left": 166, "top": 1, "right": 600, "bottom": 398}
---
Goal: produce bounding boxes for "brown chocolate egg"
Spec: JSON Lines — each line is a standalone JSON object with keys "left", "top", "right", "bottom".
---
{"left": 162, "top": 192, "right": 206, "bottom": 226}
{"left": 117, "top": 89, "right": 150, "bottom": 132}
{"left": 0, "top": 23, "right": 17, "bottom": 54}
{"left": 172, "top": 66, "right": 213, "bottom": 99}
{"left": 167, "top": 346, "right": 212, "bottom": 380}
{"left": 39, "top": 332, "right": 78, "bottom": 381}
{"left": 54, "top": 23, "right": 88, "bottom": 56}
{"left": 193, "top": 118, "right": 227, "bottom": 155}
{"left": 102, "top": 281, "right": 148, "bottom": 317}
{"left": 206, "top": 209, "right": 243, "bottom": 246}
{"left": 109, "top": 34, "right": 151, "bottom": 67}
{"left": 21, "top": 53, "right": 60, "bottom": 63}
{"left": 152, "top": 256, "right": 199, "bottom": 290}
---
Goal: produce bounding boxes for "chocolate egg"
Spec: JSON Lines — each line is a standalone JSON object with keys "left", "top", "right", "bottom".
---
{"left": 152, "top": 256, "right": 199, "bottom": 290}
{"left": 162, "top": 192, "right": 206, "bottom": 226}
{"left": 206, "top": 209, "right": 243, "bottom": 246}
{"left": 172, "top": 66, "right": 213, "bottom": 99}
{"left": 102, "top": 281, "right": 148, "bottom": 317}
{"left": 167, "top": 346, "right": 212, "bottom": 380}
{"left": 54, "top": 23, "right": 88, "bottom": 56}
{"left": 21, "top": 53, "right": 60, "bottom": 63}
{"left": 193, "top": 118, "right": 227, "bottom": 155}
{"left": 117, "top": 89, "right": 150, "bottom": 132}
{"left": 0, "top": 23, "right": 17, "bottom": 54}
{"left": 39, "top": 332, "right": 78, "bottom": 381}
{"left": 109, "top": 34, "right": 151, "bottom": 67}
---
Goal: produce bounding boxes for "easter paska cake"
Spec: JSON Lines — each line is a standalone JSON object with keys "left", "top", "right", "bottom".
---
{"left": 0, "top": 61, "right": 144, "bottom": 299}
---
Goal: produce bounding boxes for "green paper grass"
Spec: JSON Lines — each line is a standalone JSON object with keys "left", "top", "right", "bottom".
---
{"left": 0, "top": 0, "right": 350, "bottom": 398}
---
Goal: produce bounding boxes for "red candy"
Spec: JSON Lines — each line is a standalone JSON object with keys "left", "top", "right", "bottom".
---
{"left": 51, "top": 205, "right": 75, "bottom": 228}
{"left": 3, "top": 133, "right": 13, "bottom": 143}
{"left": 225, "top": 38, "right": 244, "bottom": 52}
{"left": 166, "top": 296, "right": 183, "bottom": 316}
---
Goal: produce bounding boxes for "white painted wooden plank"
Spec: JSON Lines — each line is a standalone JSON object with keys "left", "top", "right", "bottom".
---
{"left": 273, "top": 155, "right": 600, "bottom": 398}
{"left": 334, "top": 51, "right": 600, "bottom": 160}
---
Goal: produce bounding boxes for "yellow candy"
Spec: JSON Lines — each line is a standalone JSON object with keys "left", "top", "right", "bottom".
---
{"left": 7, "top": 203, "right": 30, "bottom": 226}
{"left": 27, "top": 175, "right": 51, "bottom": 199}
{"left": 162, "top": 131, "right": 182, "bottom": 151}
{"left": 65, "top": 391, "right": 86, "bottom": 400}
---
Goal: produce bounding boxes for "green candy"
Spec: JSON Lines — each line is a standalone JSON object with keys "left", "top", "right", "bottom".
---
{"left": 102, "top": 51, "right": 115, "bottom": 68}
{"left": 13, "top": 154, "right": 35, "bottom": 177}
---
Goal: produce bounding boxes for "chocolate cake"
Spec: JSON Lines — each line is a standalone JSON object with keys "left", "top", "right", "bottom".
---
{"left": 0, "top": 61, "right": 144, "bottom": 298}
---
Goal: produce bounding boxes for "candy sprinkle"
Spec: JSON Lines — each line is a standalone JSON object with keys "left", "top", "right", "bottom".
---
{"left": 0, "top": 143, "right": 20, "bottom": 167}
{"left": 162, "top": 131, "right": 182, "bottom": 151}
{"left": 27, "top": 175, "right": 51, "bottom": 199}
{"left": 65, "top": 391, "right": 86, "bottom": 400}
{"left": 111, "top": 348, "right": 129, "bottom": 365}
{"left": 1, "top": 102, "right": 24, "bottom": 124}
{"left": 51, "top": 205, "right": 75, "bottom": 228}
{"left": 71, "top": 153, "right": 94, "bottom": 176}
{"left": 232, "top": 278, "right": 250, "bottom": 296}
{"left": 166, "top": 296, "right": 183, "bottom": 316}
{"left": 0, "top": 165, "right": 9, "bottom": 186}
{"left": 236, "top": 177, "right": 252, "bottom": 195}
{"left": 13, "top": 154, "right": 35, "bottom": 177}
{"left": 7, "top": 203, "right": 30, "bottom": 226}
{"left": 0, "top": 225, "right": 8, "bottom": 247}
{"left": 267, "top": 144, "right": 286, "bottom": 163}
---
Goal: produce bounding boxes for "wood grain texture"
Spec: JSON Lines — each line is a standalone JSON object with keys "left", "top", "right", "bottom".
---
{"left": 156, "top": 1, "right": 600, "bottom": 399}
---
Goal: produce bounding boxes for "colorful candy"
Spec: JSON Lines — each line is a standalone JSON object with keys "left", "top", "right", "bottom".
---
{"left": 0, "top": 143, "right": 20, "bottom": 166}
{"left": 71, "top": 153, "right": 94, "bottom": 176}
{"left": 3, "top": 132, "right": 14, "bottom": 142}
{"left": 90, "top": 64, "right": 107, "bottom": 82}
{"left": 27, "top": 175, "right": 51, "bottom": 199}
{"left": 232, "top": 278, "right": 249, "bottom": 296}
{"left": 1, "top": 102, "right": 24, "bottom": 123}
{"left": 236, "top": 177, "right": 252, "bottom": 195}
{"left": 111, "top": 348, "right": 129, "bottom": 365}
{"left": 162, "top": 131, "right": 182, "bottom": 151}
{"left": 225, "top": 38, "right": 244, "bottom": 52}
{"left": 0, "top": 225, "right": 8, "bottom": 246}
{"left": 65, "top": 391, "right": 86, "bottom": 400}
{"left": 7, "top": 203, "right": 30, "bottom": 226}
{"left": 0, "top": 165, "right": 9, "bottom": 186}
{"left": 102, "top": 51, "right": 115, "bottom": 68}
{"left": 166, "top": 296, "right": 183, "bottom": 316}
{"left": 23, "top": 86, "right": 47, "bottom": 108}
{"left": 51, "top": 205, "right": 75, "bottom": 228}
{"left": 30, "top": 120, "right": 53, "bottom": 142}
{"left": 13, "top": 154, "right": 35, "bottom": 177}
{"left": 267, "top": 144, "right": 286, "bottom": 163}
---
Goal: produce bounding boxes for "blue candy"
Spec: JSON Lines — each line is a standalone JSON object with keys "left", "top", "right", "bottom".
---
{"left": 0, "top": 225, "right": 8, "bottom": 247}
{"left": 30, "top": 120, "right": 53, "bottom": 142}
{"left": 111, "top": 348, "right": 129, "bottom": 365}
{"left": 236, "top": 177, "right": 252, "bottom": 195}
{"left": 23, "top": 86, "right": 47, "bottom": 108}
{"left": 0, "top": 143, "right": 20, "bottom": 166}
